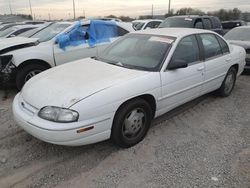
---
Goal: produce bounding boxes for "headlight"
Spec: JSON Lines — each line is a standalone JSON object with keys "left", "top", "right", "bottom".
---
{"left": 38, "top": 106, "right": 79, "bottom": 123}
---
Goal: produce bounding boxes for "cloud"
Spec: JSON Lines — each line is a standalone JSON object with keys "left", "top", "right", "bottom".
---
{"left": 0, "top": 0, "right": 249, "bottom": 19}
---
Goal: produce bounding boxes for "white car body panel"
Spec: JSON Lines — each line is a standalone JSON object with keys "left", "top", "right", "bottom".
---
{"left": 13, "top": 28, "right": 246, "bottom": 146}
{"left": 1, "top": 21, "right": 134, "bottom": 68}
{"left": 0, "top": 37, "right": 38, "bottom": 50}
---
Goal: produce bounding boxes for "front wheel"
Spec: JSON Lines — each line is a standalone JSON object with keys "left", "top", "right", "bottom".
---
{"left": 217, "top": 67, "right": 237, "bottom": 97}
{"left": 16, "top": 64, "right": 48, "bottom": 90}
{"left": 111, "top": 99, "right": 152, "bottom": 148}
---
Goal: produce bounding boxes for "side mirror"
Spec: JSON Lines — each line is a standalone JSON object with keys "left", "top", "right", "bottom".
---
{"left": 168, "top": 59, "right": 188, "bottom": 70}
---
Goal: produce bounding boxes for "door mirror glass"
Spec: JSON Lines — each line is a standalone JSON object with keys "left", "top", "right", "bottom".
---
{"left": 168, "top": 59, "right": 188, "bottom": 70}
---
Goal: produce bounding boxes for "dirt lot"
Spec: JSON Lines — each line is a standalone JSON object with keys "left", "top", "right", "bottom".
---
{"left": 0, "top": 75, "right": 250, "bottom": 188}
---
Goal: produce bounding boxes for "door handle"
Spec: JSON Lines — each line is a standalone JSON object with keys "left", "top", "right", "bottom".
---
{"left": 197, "top": 67, "right": 204, "bottom": 71}
{"left": 226, "top": 58, "right": 231, "bottom": 62}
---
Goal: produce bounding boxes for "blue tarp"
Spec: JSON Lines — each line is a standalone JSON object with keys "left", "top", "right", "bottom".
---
{"left": 55, "top": 20, "right": 118, "bottom": 50}
{"left": 55, "top": 21, "right": 86, "bottom": 50}
{"left": 87, "top": 20, "right": 118, "bottom": 47}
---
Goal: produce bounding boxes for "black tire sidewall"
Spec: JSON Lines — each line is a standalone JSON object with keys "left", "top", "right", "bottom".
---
{"left": 219, "top": 67, "right": 237, "bottom": 97}
{"left": 111, "top": 99, "right": 152, "bottom": 148}
{"left": 16, "top": 64, "right": 48, "bottom": 90}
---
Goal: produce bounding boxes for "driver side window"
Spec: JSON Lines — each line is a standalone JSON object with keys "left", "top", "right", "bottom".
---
{"left": 170, "top": 35, "right": 200, "bottom": 66}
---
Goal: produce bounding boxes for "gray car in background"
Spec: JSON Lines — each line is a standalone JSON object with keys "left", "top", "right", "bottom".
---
{"left": 224, "top": 26, "right": 250, "bottom": 70}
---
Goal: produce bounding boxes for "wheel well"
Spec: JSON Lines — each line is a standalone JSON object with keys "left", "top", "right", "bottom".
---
{"left": 17, "top": 59, "right": 51, "bottom": 70}
{"left": 117, "top": 94, "right": 156, "bottom": 118}
{"left": 231, "top": 64, "right": 239, "bottom": 74}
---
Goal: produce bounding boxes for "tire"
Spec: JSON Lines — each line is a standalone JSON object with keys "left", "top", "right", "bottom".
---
{"left": 217, "top": 67, "right": 237, "bottom": 97}
{"left": 111, "top": 98, "right": 152, "bottom": 148}
{"left": 16, "top": 64, "right": 48, "bottom": 90}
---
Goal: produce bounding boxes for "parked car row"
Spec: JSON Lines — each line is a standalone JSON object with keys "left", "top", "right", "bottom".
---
{"left": 0, "top": 16, "right": 248, "bottom": 148}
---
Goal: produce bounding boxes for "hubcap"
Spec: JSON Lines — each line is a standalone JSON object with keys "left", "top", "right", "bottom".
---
{"left": 224, "top": 73, "right": 235, "bottom": 94}
{"left": 24, "top": 70, "right": 42, "bottom": 82}
{"left": 122, "top": 108, "right": 145, "bottom": 139}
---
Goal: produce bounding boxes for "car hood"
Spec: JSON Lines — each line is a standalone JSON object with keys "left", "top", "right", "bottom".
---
{"left": 21, "top": 58, "right": 149, "bottom": 109}
{"left": 227, "top": 40, "right": 250, "bottom": 49}
{"left": 0, "top": 37, "right": 39, "bottom": 55}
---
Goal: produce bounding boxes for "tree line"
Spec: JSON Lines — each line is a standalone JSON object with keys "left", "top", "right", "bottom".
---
{"left": 106, "top": 8, "right": 245, "bottom": 22}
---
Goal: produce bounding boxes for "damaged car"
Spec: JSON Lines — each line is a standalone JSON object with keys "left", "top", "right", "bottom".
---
{"left": 0, "top": 20, "right": 134, "bottom": 89}
{"left": 13, "top": 28, "right": 246, "bottom": 148}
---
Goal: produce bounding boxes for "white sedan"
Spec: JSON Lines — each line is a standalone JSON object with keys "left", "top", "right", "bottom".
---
{"left": 13, "top": 28, "right": 246, "bottom": 148}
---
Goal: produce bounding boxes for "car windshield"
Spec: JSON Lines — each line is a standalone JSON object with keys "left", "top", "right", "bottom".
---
{"left": 0, "top": 27, "right": 15, "bottom": 37}
{"left": 31, "top": 23, "right": 71, "bottom": 42}
{"left": 159, "top": 17, "right": 194, "bottom": 28}
{"left": 133, "top": 22, "right": 145, "bottom": 30}
{"left": 97, "top": 34, "right": 174, "bottom": 71}
{"left": 224, "top": 27, "right": 250, "bottom": 41}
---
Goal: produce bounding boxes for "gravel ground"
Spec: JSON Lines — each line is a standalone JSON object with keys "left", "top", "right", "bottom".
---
{"left": 0, "top": 75, "right": 249, "bottom": 188}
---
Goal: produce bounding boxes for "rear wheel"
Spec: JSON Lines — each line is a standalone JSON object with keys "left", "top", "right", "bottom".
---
{"left": 111, "top": 99, "right": 152, "bottom": 148}
{"left": 16, "top": 64, "right": 48, "bottom": 90}
{"left": 217, "top": 67, "right": 237, "bottom": 97}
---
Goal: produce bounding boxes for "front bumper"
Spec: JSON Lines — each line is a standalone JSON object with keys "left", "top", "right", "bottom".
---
{"left": 0, "top": 58, "right": 17, "bottom": 88}
{"left": 12, "top": 93, "right": 112, "bottom": 146}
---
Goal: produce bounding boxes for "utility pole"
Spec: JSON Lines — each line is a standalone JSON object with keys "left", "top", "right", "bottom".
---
{"left": 152, "top": 4, "right": 154, "bottom": 18}
{"left": 9, "top": 0, "right": 13, "bottom": 15}
{"left": 83, "top": 9, "right": 85, "bottom": 18}
{"left": 29, "top": 0, "right": 33, "bottom": 20}
{"left": 73, "top": 0, "right": 76, "bottom": 20}
{"left": 168, "top": 0, "right": 171, "bottom": 14}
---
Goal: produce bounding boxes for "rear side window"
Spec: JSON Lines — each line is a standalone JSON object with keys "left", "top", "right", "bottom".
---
{"left": 145, "top": 21, "right": 161, "bottom": 29}
{"left": 171, "top": 35, "right": 200, "bottom": 65}
{"left": 200, "top": 34, "right": 222, "bottom": 59}
{"left": 203, "top": 18, "right": 212, "bottom": 29}
{"left": 117, "top": 26, "right": 128, "bottom": 36}
{"left": 216, "top": 36, "right": 230, "bottom": 54}
{"left": 211, "top": 17, "right": 222, "bottom": 29}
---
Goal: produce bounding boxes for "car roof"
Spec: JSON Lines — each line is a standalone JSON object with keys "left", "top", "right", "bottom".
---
{"left": 133, "top": 19, "right": 163, "bottom": 23}
{"left": 170, "top": 15, "right": 215, "bottom": 19}
{"left": 13, "top": 24, "right": 38, "bottom": 29}
{"left": 133, "top": 28, "right": 214, "bottom": 38}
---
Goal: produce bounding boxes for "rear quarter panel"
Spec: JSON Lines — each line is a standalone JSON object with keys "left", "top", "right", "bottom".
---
{"left": 230, "top": 44, "right": 246, "bottom": 75}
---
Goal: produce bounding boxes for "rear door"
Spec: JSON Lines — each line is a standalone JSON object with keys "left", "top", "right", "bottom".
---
{"left": 198, "top": 33, "right": 231, "bottom": 94}
{"left": 53, "top": 24, "right": 97, "bottom": 66}
{"left": 96, "top": 26, "right": 130, "bottom": 55}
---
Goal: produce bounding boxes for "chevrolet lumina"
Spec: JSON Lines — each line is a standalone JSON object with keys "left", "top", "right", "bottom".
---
{"left": 13, "top": 28, "right": 246, "bottom": 148}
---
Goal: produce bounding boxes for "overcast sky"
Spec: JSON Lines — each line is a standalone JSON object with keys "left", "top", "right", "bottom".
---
{"left": 0, "top": 0, "right": 249, "bottom": 20}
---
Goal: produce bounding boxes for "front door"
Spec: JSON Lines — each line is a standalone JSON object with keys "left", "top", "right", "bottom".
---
{"left": 159, "top": 35, "right": 205, "bottom": 114}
